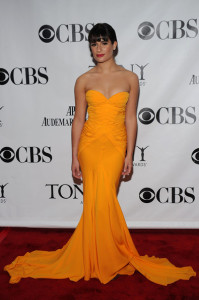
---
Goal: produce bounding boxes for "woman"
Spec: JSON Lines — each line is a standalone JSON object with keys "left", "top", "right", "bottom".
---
{"left": 4, "top": 23, "right": 196, "bottom": 285}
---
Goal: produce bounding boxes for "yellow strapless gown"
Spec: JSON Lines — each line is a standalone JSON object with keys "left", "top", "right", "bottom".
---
{"left": 4, "top": 90, "right": 196, "bottom": 285}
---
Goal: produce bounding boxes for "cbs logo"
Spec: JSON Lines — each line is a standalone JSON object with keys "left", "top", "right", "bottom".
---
{"left": 139, "top": 187, "right": 195, "bottom": 204}
{"left": 191, "top": 148, "right": 199, "bottom": 164}
{"left": 138, "top": 19, "right": 198, "bottom": 40}
{"left": 138, "top": 107, "right": 196, "bottom": 125}
{"left": 0, "top": 146, "right": 52, "bottom": 163}
{"left": 38, "top": 23, "right": 93, "bottom": 43}
{"left": 0, "top": 67, "right": 48, "bottom": 85}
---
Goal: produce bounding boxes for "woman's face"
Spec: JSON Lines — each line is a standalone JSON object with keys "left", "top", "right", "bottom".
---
{"left": 90, "top": 37, "right": 117, "bottom": 63}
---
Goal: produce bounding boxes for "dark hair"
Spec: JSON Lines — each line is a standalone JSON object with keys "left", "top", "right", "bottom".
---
{"left": 88, "top": 23, "right": 118, "bottom": 56}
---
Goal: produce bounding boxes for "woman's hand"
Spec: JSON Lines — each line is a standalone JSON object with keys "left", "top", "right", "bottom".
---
{"left": 122, "top": 156, "right": 133, "bottom": 178}
{"left": 71, "top": 157, "right": 82, "bottom": 179}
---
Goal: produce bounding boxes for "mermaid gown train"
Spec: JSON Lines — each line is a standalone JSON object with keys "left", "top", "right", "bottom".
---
{"left": 4, "top": 90, "right": 196, "bottom": 285}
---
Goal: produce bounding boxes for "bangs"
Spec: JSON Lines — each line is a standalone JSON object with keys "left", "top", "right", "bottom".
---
{"left": 89, "top": 35, "right": 109, "bottom": 44}
{"left": 88, "top": 26, "right": 110, "bottom": 44}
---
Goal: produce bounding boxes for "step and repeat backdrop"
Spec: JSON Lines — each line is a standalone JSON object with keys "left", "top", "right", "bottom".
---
{"left": 0, "top": 0, "right": 198, "bottom": 228}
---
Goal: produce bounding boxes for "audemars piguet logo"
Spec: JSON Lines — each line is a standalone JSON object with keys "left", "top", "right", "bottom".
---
{"left": 189, "top": 75, "right": 199, "bottom": 85}
{"left": 42, "top": 106, "right": 75, "bottom": 127}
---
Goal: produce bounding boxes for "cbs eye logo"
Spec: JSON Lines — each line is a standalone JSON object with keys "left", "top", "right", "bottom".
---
{"left": 0, "top": 147, "right": 15, "bottom": 162}
{"left": 191, "top": 148, "right": 199, "bottom": 164}
{"left": 139, "top": 188, "right": 155, "bottom": 203}
{"left": 137, "top": 22, "right": 155, "bottom": 40}
{"left": 138, "top": 108, "right": 155, "bottom": 124}
{"left": 39, "top": 25, "right": 55, "bottom": 43}
{"left": 0, "top": 68, "right": 9, "bottom": 85}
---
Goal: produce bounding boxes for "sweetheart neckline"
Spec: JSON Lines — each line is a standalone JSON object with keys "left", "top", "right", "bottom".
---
{"left": 86, "top": 89, "right": 129, "bottom": 100}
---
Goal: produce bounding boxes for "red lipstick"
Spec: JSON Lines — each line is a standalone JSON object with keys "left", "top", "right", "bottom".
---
{"left": 96, "top": 54, "right": 104, "bottom": 57}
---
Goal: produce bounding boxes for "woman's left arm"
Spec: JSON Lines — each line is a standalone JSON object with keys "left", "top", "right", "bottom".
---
{"left": 122, "top": 73, "right": 139, "bottom": 177}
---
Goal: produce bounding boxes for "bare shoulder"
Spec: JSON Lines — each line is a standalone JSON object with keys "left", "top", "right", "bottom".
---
{"left": 125, "top": 71, "right": 139, "bottom": 93}
{"left": 75, "top": 70, "right": 90, "bottom": 85}
{"left": 121, "top": 68, "right": 139, "bottom": 82}
{"left": 118, "top": 68, "right": 139, "bottom": 101}
{"left": 117, "top": 66, "right": 138, "bottom": 86}
{"left": 75, "top": 67, "right": 96, "bottom": 90}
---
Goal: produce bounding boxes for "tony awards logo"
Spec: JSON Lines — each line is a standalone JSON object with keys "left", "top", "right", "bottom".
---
{"left": 133, "top": 146, "right": 149, "bottom": 167}
{"left": 0, "top": 183, "right": 8, "bottom": 203}
{"left": 0, "top": 106, "right": 4, "bottom": 127}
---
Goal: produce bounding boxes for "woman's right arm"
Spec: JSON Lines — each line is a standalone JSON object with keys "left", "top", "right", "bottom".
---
{"left": 71, "top": 75, "right": 87, "bottom": 179}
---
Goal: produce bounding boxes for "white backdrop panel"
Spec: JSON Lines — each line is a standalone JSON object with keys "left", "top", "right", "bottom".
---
{"left": 0, "top": 0, "right": 198, "bottom": 228}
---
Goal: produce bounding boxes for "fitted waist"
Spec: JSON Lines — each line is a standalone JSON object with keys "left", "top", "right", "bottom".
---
{"left": 81, "top": 118, "right": 127, "bottom": 139}
{"left": 87, "top": 106, "right": 126, "bottom": 125}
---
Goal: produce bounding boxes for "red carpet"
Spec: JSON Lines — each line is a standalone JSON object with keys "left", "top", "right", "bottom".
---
{"left": 0, "top": 227, "right": 198, "bottom": 300}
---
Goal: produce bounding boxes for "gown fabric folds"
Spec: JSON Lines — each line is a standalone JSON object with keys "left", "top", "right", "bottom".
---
{"left": 4, "top": 90, "right": 196, "bottom": 285}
